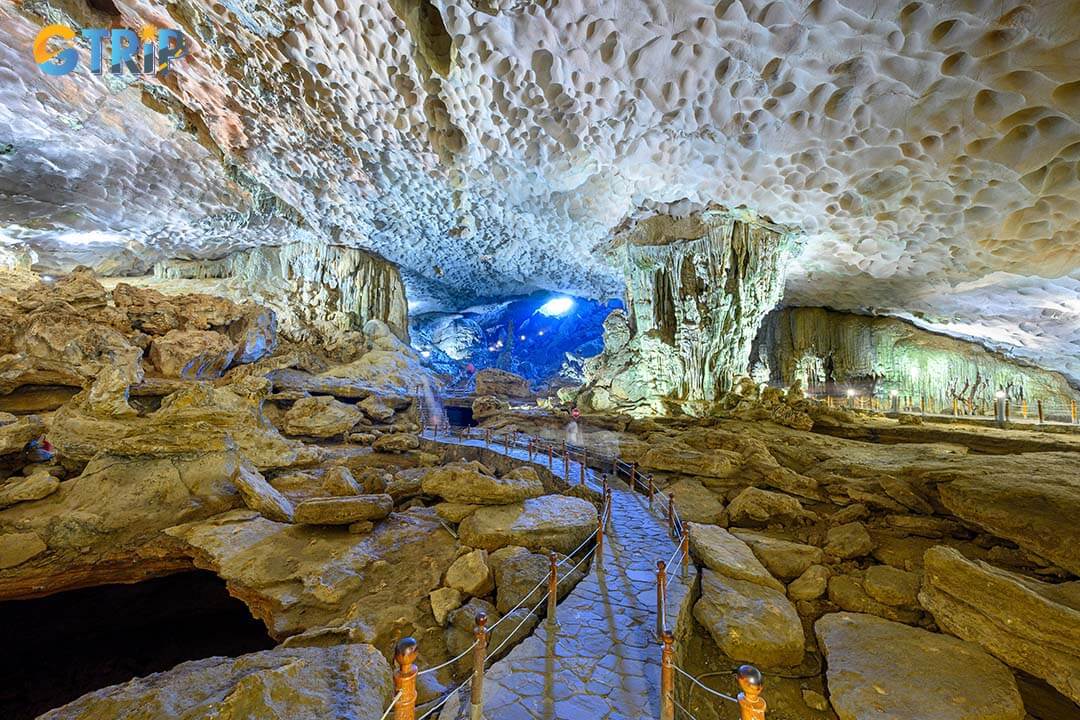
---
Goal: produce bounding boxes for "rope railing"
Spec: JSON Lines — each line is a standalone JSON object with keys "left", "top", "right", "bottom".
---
{"left": 407, "top": 419, "right": 768, "bottom": 720}
{"left": 809, "top": 390, "right": 1080, "bottom": 426}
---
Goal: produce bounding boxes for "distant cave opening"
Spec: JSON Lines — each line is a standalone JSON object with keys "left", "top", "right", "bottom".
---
{"left": 0, "top": 571, "right": 275, "bottom": 720}
{"left": 444, "top": 404, "right": 475, "bottom": 427}
{"left": 85, "top": 0, "right": 121, "bottom": 16}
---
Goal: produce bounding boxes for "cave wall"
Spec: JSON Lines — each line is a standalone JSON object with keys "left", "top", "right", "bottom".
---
{"left": 580, "top": 209, "right": 800, "bottom": 414}
{"left": 145, "top": 242, "right": 410, "bottom": 350}
{"left": 756, "top": 307, "right": 1080, "bottom": 411}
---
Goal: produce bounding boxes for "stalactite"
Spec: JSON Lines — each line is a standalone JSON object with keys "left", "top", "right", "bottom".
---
{"left": 580, "top": 208, "right": 800, "bottom": 415}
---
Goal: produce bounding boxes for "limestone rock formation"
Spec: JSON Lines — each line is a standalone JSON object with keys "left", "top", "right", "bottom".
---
{"left": 458, "top": 495, "right": 597, "bottom": 554}
{"left": 293, "top": 495, "right": 394, "bottom": 525}
{"left": 580, "top": 209, "right": 800, "bottom": 415}
{"left": 167, "top": 508, "right": 458, "bottom": 643}
{"left": 151, "top": 241, "right": 409, "bottom": 348}
{"left": 421, "top": 461, "right": 544, "bottom": 505}
{"left": 148, "top": 330, "right": 238, "bottom": 380}
{"left": 37, "top": 643, "right": 391, "bottom": 720}
{"left": 0, "top": 450, "right": 244, "bottom": 599}
{"left": 731, "top": 530, "right": 824, "bottom": 581}
{"left": 920, "top": 546, "right": 1080, "bottom": 704}
{"left": 815, "top": 612, "right": 1025, "bottom": 720}
{"left": 694, "top": 568, "right": 804, "bottom": 669}
{"left": 445, "top": 548, "right": 494, "bottom": 597}
{"left": 280, "top": 396, "right": 363, "bottom": 438}
{"left": 474, "top": 368, "right": 532, "bottom": 398}
{"left": 687, "top": 523, "right": 784, "bottom": 593}
{"left": 756, "top": 307, "right": 1080, "bottom": 411}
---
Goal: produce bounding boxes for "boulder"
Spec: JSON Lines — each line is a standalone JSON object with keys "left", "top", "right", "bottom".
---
{"left": 149, "top": 329, "right": 238, "bottom": 379}
{"left": 435, "top": 502, "right": 481, "bottom": 523}
{"left": 234, "top": 463, "right": 294, "bottom": 523}
{"left": 824, "top": 522, "right": 874, "bottom": 559}
{"left": 788, "top": 565, "right": 830, "bottom": 601}
{"left": 0, "top": 414, "right": 44, "bottom": 456}
{"left": 815, "top": 612, "right": 1024, "bottom": 720}
{"left": 280, "top": 396, "right": 363, "bottom": 438}
{"left": 639, "top": 443, "right": 741, "bottom": 478}
{"left": 430, "top": 587, "right": 464, "bottom": 626}
{"left": 359, "top": 395, "right": 395, "bottom": 422}
{"left": 0, "top": 470, "right": 60, "bottom": 509}
{"left": 489, "top": 546, "right": 550, "bottom": 614}
{"left": 372, "top": 433, "right": 419, "bottom": 453}
{"left": 726, "top": 487, "right": 817, "bottom": 527}
{"left": 694, "top": 568, "right": 805, "bottom": 668}
{"left": 863, "top": 565, "right": 919, "bottom": 607}
{"left": 421, "top": 461, "right": 544, "bottom": 505}
{"left": 472, "top": 395, "right": 509, "bottom": 419}
{"left": 827, "top": 575, "right": 922, "bottom": 625}
{"left": 445, "top": 548, "right": 494, "bottom": 597}
{"left": 687, "top": 523, "right": 784, "bottom": 592}
{"left": 293, "top": 495, "right": 394, "bottom": 525}
{"left": 920, "top": 545, "right": 1080, "bottom": 704}
{"left": 732, "top": 530, "right": 824, "bottom": 580}
{"left": 667, "top": 478, "right": 725, "bottom": 524}
{"left": 227, "top": 305, "right": 277, "bottom": 364}
{"left": 474, "top": 368, "right": 532, "bottom": 398}
{"left": 458, "top": 495, "right": 597, "bottom": 554}
{"left": 38, "top": 644, "right": 391, "bottom": 720}
{"left": 322, "top": 466, "right": 362, "bottom": 496}
{"left": 0, "top": 531, "right": 47, "bottom": 569}
{"left": 938, "top": 472, "right": 1080, "bottom": 574}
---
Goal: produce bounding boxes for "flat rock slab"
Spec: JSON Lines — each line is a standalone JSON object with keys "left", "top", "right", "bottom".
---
{"left": 694, "top": 568, "right": 804, "bottom": 669}
{"left": 731, "top": 529, "right": 824, "bottom": 580}
{"left": 920, "top": 545, "right": 1080, "bottom": 704}
{"left": 688, "top": 523, "right": 784, "bottom": 592}
{"left": 421, "top": 461, "right": 543, "bottom": 505}
{"left": 280, "top": 396, "right": 362, "bottom": 438}
{"left": 815, "top": 612, "right": 1025, "bottom": 720}
{"left": 293, "top": 494, "right": 393, "bottom": 525}
{"left": 458, "top": 495, "right": 597, "bottom": 554}
{"left": 38, "top": 643, "right": 390, "bottom": 720}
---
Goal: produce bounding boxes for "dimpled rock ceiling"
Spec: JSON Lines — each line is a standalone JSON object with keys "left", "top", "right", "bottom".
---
{"left": 3, "top": 0, "right": 1080, "bottom": 380}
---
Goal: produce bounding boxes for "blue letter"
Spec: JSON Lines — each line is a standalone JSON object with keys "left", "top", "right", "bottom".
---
{"left": 80, "top": 28, "right": 108, "bottom": 74}
{"left": 156, "top": 28, "right": 187, "bottom": 75}
{"left": 109, "top": 28, "right": 140, "bottom": 75}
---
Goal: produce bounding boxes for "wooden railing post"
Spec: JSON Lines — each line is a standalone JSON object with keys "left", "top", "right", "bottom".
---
{"left": 605, "top": 487, "right": 613, "bottom": 526}
{"left": 547, "top": 551, "right": 558, "bottom": 622}
{"left": 470, "top": 613, "right": 488, "bottom": 720}
{"left": 656, "top": 560, "right": 667, "bottom": 640}
{"left": 1072, "top": 399, "right": 1077, "bottom": 424}
{"left": 736, "top": 665, "right": 767, "bottom": 720}
{"left": 660, "top": 631, "right": 675, "bottom": 720}
{"left": 667, "top": 495, "right": 675, "bottom": 538}
{"left": 548, "top": 445, "right": 553, "bottom": 470}
{"left": 527, "top": 439, "right": 534, "bottom": 461}
{"left": 1038, "top": 399, "right": 1045, "bottom": 424}
{"left": 563, "top": 446, "right": 569, "bottom": 480}
{"left": 629, "top": 462, "right": 637, "bottom": 490}
{"left": 596, "top": 513, "right": 604, "bottom": 559}
{"left": 648, "top": 477, "right": 655, "bottom": 503}
{"left": 484, "top": 429, "right": 491, "bottom": 447}
{"left": 680, "top": 532, "right": 690, "bottom": 573}
{"left": 393, "top": 637, "right": 418, "bottom": 720}
{"left": 580, "top": 448, "right": 587, "bottom": 485}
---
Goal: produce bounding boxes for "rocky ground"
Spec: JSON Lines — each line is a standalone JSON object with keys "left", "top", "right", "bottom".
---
{"left": 477, "top": 381, "right": 1080, "bottom": 720}
{"left": 0, "top": 270, "right": 599, "bottom": 718}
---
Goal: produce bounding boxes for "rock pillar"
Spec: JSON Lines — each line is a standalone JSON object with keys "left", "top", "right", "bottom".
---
{"left": 582, "top": 209, "right": 798, "bottom": 414}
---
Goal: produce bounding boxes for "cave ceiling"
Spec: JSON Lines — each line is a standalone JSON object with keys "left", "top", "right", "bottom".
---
{"left": 2, "top": 0, "right": 1080, "bottom": 380}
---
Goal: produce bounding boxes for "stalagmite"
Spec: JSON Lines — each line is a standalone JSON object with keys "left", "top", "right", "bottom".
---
{"left": 580, "top": 208, "right": 800, "bottom": 414}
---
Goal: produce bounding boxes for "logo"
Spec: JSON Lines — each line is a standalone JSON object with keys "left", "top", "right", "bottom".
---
{"left": 33, "top": 23, "right": 187, "bottom": 77}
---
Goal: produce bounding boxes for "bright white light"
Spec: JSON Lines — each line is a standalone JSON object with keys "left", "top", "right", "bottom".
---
{"left": 995, "top": 391, "right": 1006, "bottom": 399}
{"left": 889, "top": 390, "right": 899, "bottom": 397}
{"left": 846, "top": 389, "right": 856, "bottom": 397}
{"left": 538, "top": 330, "right": 544, "bottom": 336}
{"left": 538, "top": 296, "right": 574, "bottom": 317}
{"left": 57, "top": 230, "right": 127, "bottom": 246}
{"left": 519, "top": 335, "right": 525, "bottom": 341}
{"left": 488, "top": 346, "right": 496, "bottom": 352}
{"left": 420, "top": 350, "right": 431, "bottom": 358}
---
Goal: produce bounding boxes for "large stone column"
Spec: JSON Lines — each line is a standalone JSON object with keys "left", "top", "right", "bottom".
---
{"left": 581, "top": 208, "right": 799, "bottom": 415}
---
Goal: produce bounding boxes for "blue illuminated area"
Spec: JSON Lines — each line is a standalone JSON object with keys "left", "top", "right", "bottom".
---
{"left": 411, "top": 292, "right": 623, "bottom": 389}
{"left": 538, "top": 296, "right": 574, "bottom": 317}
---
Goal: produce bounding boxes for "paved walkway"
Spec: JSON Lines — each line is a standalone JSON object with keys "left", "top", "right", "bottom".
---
{"left": 422, "top": 430, "right": 690, "bottom": 720}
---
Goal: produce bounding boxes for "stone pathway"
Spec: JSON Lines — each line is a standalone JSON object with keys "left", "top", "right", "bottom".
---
{"left": 423, "top": 430, "right": 690, "bottom": 720}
